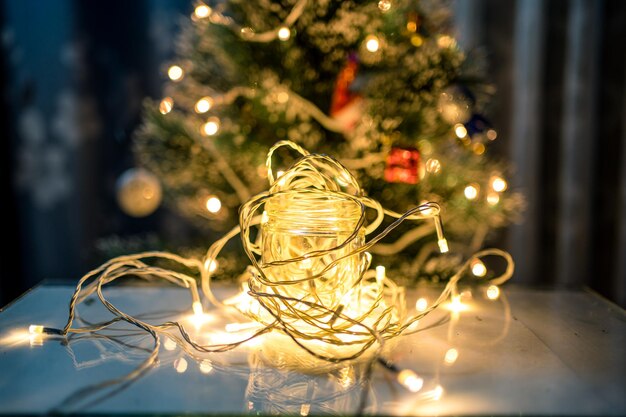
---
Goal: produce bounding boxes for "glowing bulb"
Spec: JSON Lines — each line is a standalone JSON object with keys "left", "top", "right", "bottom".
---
{"left": 277, "top": 26, "right": 291, "bottom": 41}
{"left": 276, "top": 91, "right": 289, "bottom": 103}
{"left": 486, "top": 285, "right": 500, "bottom": 300}
{"left": 464, "top": 184, "right": 479, "bottom": 200}
{"left": 447, "top": 294, "right": 468, "bottom": 312}
{"left": 159, "top": 97, "right": 173, "bottom": 114}
{"left": 398, "top": 369, "right": 424, "bottom": 392}
{"left": 300, "top": 257, "right": 312, "bottom": 270}
{"left": 425, "top": 158, "right": 441, "bottom": 174}
{"left": 473, "top": 142, "right": 486, "bottom": 155}
{"left": 378, "top": 0, "right": 391, "bottom": 12}
{"left": 433, "top": 385, "right": 444, "bottom": 400}
{"left": 168, "top": 65, "right": 184, "bottom": 81}
{"left": 437, "top": 35, "right": 456, "bottom": 48}
{"left": 438, "top": 238, "right": 449, "bottom": 254}
{"left": 192, "top": 301, "right": 204, "bottom": 316}
{"left": 205, "top": 196, "right": 222, "bottom": 213}
{"left": 202, "top": 117, "right": 220, "bottom": 136}
{"left": 365, "top": 35, "right": 380, "bottom": 53}
{"left": 174, "top": 357, "right": 188, "bottom": 373}
{"left": 28, "top": 325, "right": 44, "bottom": 334}
{"left": 195, "top": 96, "right": 213, "bottom": 113}
{"left": 454, "top": 123, "right": 467, "bottom": 138}
{"left": 199, "top": 359, "right": 213, "bottom": 374}
{"left": 491, "top": 176, "right": 508, "bottom": 192}
{"left": 415, "top": 297, "right": 428, "bottom": 312}
{"left": 194, "top": 4, "right": 211, "bottom": 19}
{"left": 300, "top": 404, "right": 311, "bottom": 416}
{"left": 261, "top": 210, "right": 269, "bottom": 224}
{"left": 444, "top": 348, "right": 459, "bottom": 364}
{"left": 411, "top": 34, "right": 423, "bottom": 47}
{"left": 375, "top": 265, "right": 386, "bottom": 284}
{"left": 487, "top": 192, "right": 500, "bottom": 205}
{"left": 276, "top": 170, "right": 285, "bottom": 178}
{"left": 487, "top": 129, "right": 498, "bottom": 140}
{"left": 471, "top": 259, "right": 487, "bottom": 277}
{"left": 204, "top": 258, "right": 218, "bottom": 273}
{"left": 164, "top": 337, "right": 177, "bottom": 351}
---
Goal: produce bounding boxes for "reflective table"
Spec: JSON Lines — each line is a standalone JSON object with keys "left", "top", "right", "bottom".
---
{"left": 0, "top": 283, "right": 624, "bottom": 416}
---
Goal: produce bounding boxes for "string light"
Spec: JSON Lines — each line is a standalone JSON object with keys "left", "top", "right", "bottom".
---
{"left": 487, "top": 192, "right": 500, "bottom": 205}
{"left": 167, "top": 65, "right": 184, "bottom": 82}
{"left": 204, "top": 258, "right": 218, "bottom": 273}
{"left": 195, "top": 97, "right": 214, "bottom": 114}
{"left": 486, "top": 285, "right": 500, "bottom": 300}
{"left": 397, "top": 369, "right": 424, "bottom": 392}
{"left": 425, "top": 158, "right": 441, "bottom": 174}
{"left": 164, "top": 337, "right": 177, "bottom": 351}
{"left": 444, "top": 348, "right": 459, "bottom": 364}
{"left": 205, "top": 196, "right": 222, "bottom": 213}
{"left": 491, "top": 176, "right": 508, "bottom": 192}
{"left": 454, "top": 123, "right": 467, "bottom": 138}
{"left": 364, "top": 35, "right": 380, "bottom": 53}
{"left": 464, "top": 184, "right": 479, "bottom": 200}
{"left": 415, "top": 297, "right": 428, "bottom": 312}
{"left": 194, "top": 4, "right": 211, "bottom": 19}
{"left": 487, "top": 129, "right": 498, "bottom": 140}
{"left": 199, "top": 359, "right": 213, "bottom": 374}
{"left": 437, "top": 35, "right": 456, "bottom": 49}
{"left": 471, "top": 259, "right": 487, "bottom": 277}
{"left": 174, "top": 357, "right": 188, "bottom": 373}
{"left": 473, "top": 143, "right": 486, "bottom": 155}
{"left": 375, "top": 265, "right": 386, "bottom": 284}
{"left": 277, "top": 26, "right": 291, "bottom": 41}
{"left": 159, "top": 97, "right": 173, "bottom": 114}
{"left": 28, "top": 325, "right": 44, "bottom": 335}
{"left": 378, "top": 0, "right": 392, "bottom": 12}
{"left": 202, "top": 117, "right": 220, "bottom": 136}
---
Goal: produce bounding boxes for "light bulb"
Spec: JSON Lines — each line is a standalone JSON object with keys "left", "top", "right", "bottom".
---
{"left": 487, "top": 129, "right": 498, "bottom": 140}
{"left": 164, "top": 337, "right": 177, "bottom": 351}
{"left": 425, "top": 158, "right": 441, "bottom": 174}
{"left": 491, "top": 176, "right": 507, "bottom": 192}
{"left": 28, "top": 325, "right": 44, "bottom": 334}
{"left": 195, "top": 97, "right": 213, "bottom": 113}
{"left": 205, "top": 196, "right": 222, "bottom": 213}
{"left": 277, "top": 26, "right": 291, "bottom": 41}
{"left": 486, "top": 285, "right": 500, "bottom": 300}
{"left": 300, "top": 404, "right": 311, "bottom": 416}
{"left": 365, "top": 35, "right": 380, "bottom": 53}
{"left": 204, "top": 258, "right": 218, "bottom": 273}
{"left": 192, "top": 301, "right": 204, "bottom": 316}
{"left": 174, "top": 357, "right": 188, "bottom": 373}
{"left": 168, "top": 65, "right": 184, "bottom": 81}
{"left": 159, "top": 97, "right": 173, "bottom": 114}
{"left": 471, "top": 259, "right": 487, "bottom": 277}
{"left": 378, "top": 0, "right": 391, "bottom": 12}
{"left": 202, "top": 117, "right": 220, "bottom": 136}
{"left": 415, "top": 297, "right": 428, "bottom": 312}
{"left": 487, "top": 192, "right": 500, "bottom": 205}
{"left": 454, "top": 123, "right": 467, "bottom": 138}
{"left": 464, "top": 184, "right": 479, "bottom": 200}
{"left": 375, "top": 265, "right": 386, "bottom": 284}
{"left": 194, "top": 4, "right": 211, "bottom": 19}
{"left": 199, "top": 359, "right": 213, "bottom": 374}
{"left": 444, "top": 348, "right": 459, "bottom": 364}
{"left": 397, "top": 369, "right": 423, "bottom": 392}
{"left": 438, "top": 238, "right": 449, "bottom": 254}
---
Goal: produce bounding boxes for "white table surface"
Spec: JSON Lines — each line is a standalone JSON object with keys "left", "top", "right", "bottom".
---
{"left": 0, "top": 283, "right": 624, "bottom": 416}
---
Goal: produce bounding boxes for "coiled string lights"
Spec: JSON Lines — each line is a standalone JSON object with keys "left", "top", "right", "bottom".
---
{"left": 30, "top": 140, "right": 513, "bottom": 395}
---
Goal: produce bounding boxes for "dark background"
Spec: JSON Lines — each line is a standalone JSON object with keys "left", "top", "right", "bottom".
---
{"left": 1, "top": 0, "right": 624, "bottom": 308}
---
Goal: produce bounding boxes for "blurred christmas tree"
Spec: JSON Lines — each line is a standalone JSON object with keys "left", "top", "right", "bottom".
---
{"left": 125, "top": 0, "right": 524, "bottom": 281}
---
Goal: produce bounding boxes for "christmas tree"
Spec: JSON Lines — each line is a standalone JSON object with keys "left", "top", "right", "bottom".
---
{"left": 131, "top": 0, "right": 524, "bottom": 281}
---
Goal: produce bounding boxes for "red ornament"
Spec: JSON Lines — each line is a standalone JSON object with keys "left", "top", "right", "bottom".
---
{"left": 384, "top": 147, "right": 421, "bottom": 184}
{"left": 330, "top": 53, "right": 363, "bottom": 132}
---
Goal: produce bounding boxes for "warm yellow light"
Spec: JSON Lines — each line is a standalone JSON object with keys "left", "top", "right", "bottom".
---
{"left": 487, "top": 192, "right": 500, "bottom": 205}
{"left": 168, "top": 65, "right": 184, "bottom": 81}
{"left": 195, "top": 96, "right": 213, "bottom": 113}
{"left": 471, "top": 259, "right": 487, "bottom": 277}
{"left": 378, "top": 0, "right": 391, "bottom": 12}
{"left": 473, "top": 142, "right": 486, "bottom": 155}
{"left": 277, "top": 26, "right": 291, "bottom": 41}
{"left": 261, "top": 210, "right": 269, "bottom": 224}
{"left": 164, "top": 337, "right": 177, "bottom": 351}
{"left": 174, "top": 357, "right": 188, "bottom": 373}
{"left": 199, "top": 359, "right": 213, "bottom": 374}
{"left": 486, "top": 285, "right": 500, "bottom": 300}
{"left": 454, "top": 123, "right": 467, "bottom": 138}
{"left": 375, "top": 265, "right": 386, "bottom": 284}
{"left": 491, "top": 176, "right": 508, "bottom": 192}
{"left": 205, "top": 196, "right": 222, "bottom": 213}
{"left": 159, "top": 97, "right": 173, "bottom": 114}
{"left": 300, "top": 404, "right": 311, "bottom": 417}
{"left": 410, "top": 34, "right": 423, "bottom": 47}
{"left": 365, "top": 35, "right": 380, "bottom": 53}
{"left": 276, "top": 91, "right": 289, "bottom": 103}
{"left": 192, "top": 301, "right": 204, "bottom": 316}
{"left": 438, "top": 238, "right": 449, "bottom": 254}
{"left": 487, "top": 129, "right": 498, "bottom": 140}
{"left": 202, "top": 118, "right": 220, "bottom": 136}
{"left": 397, "top": 369, "right": 423, "bottom": 392}
{"left": 204, "top": 258, "right": 218, "bottom": 273}
{"left": 444, "top": 348, "right": 459, "bottom": 364}
{"left": 437, "top": 35, "right": 456, "bottom": 49}
{"left": 425, "top": 158, "right": 441, "bottom": 174}
{"left": 28, "top": 325, "right": 44, "bottom": 334}
{"left": 446, "top": 294, "right": 469, "bottom": 312}
{"left": 194, "top": 4, "right": 211, "bottom": 19}
{"left": 433, "top": 385, "right": 444, "bottom": 400}
{"left": 276, "top": 170, "right": 285, "bottom": 178}
{"left": 464, "top": 184, "right": 479, "bottom": 200}
{"left": 415, "top": 298, "right": 428, "bottom": 312}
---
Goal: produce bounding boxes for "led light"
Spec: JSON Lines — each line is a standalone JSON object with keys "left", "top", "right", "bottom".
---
{"left": 168, "top": 65, "right": 184, "bottom": 81}
{"left": 471, "top": 259, "right": 487, "bottom": 277}
{"left": 487, "top": 129, "right": 498, "bottom": 140}
{"left": 195, "top": 96, "right": 213, "bottom": 113}
{"left": 437, "top": 35, "right": 456, "bottom": 48}
{"left": 194, "top": 4, "right": 211, "bottom": 19}
{"left": 28, "top": 325, "right": 44, "bottom": 334}
{"left": 487, "top": 192, "right": 500, "bottom": 205}
{"left": 415, "top": 297, "right": 428, "bottom": 312}
{"left": 192, "top": 301, "right": 204, "bottom": 316}
{"left": 378, "top": 0, "right": 391, "bottom": 12}
{"left": 159, "top": 97, "right": 173, "bottom": 114}
{"left": 300, "top": 257, "right": 312, "bottom": 270}
{"left": 464, "top": 184, "right": 479, "bottom": 200}
{"left": 454, "top": 123, "right": 467, "bottom": 138}
{"left": 397, "top": 369, "right": 424, "bottom": 392}
{"left": 365, "top": 35, "right": 380, "bottom": 53}
{"left": 491, "top": 176, "right": 508, "bottom": 192}
{"left": 473, "top": 143, "right": 486, "bottom": 155}
{"left": 375, "top": 265, "right": 386, "bottom": 284}
{"left": 205, "top": 196, "right": 222, "bottom": 213}
{"left": 204, "top": 258, "right": 218, "bottom": 273}
{"left": 199, "top": 359, "right": 213, "bottom": 374}
{"left": 438, "top": 238, "right": 449, "bottom": 254}
{"left": 174, "top": 357, "right": 188, "bottom": 373}
{"left": 202, "top": 117, "right": 220, "bottom": 136}
{"left": 164, "top": 337, "right": 177, "bottom": 351}
{"left": 277, "top": 26, "right": 291, "bottom": 41}
{"left": 444, "top": 348, "right": 459, "bottom": 364}
{"left": 432, "top": 385, "right": 444, "bottom": 400}
{"left": 276, "top": 170, "right": 285, "bottom": 178}
{"left": 276, "top": 91, "right": 289, "bottom": 103}
{"left": 486, "top": 285, "right": 500, "bottom": 300}
{"left": 261, "top": 210, "right": 269, "bottom": 224}
{"left": 447, "top": 294, "right": 468, "bottom": 312}
{"left": 300, "top": 404, "right": 311, "bottom": 416}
